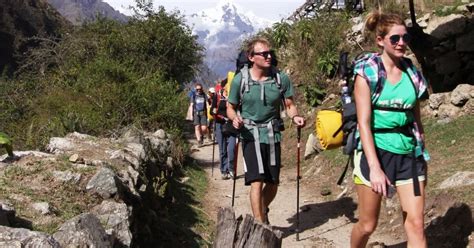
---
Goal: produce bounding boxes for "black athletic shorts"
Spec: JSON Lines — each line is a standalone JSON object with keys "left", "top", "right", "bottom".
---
{"left": 242, "top": 141, "right": 281, "bottom": 186}
{"left": 353, "top": 147, "right": 427, "bottom": 186}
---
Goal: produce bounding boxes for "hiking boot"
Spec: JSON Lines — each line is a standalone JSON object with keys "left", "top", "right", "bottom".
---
{"left": 264, "top": 208, "right": 270, "bottom": 225}
{"left": 221, "top": 173, "right": 230, "bottom": 180}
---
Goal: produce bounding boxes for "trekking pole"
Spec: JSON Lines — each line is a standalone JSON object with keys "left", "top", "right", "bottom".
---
{"left": 231, "top": 137, "right": 240, "bottom": 207}
{"left": 211, "top": 115, "right": 217, "bottom": 177}
{"left": 296, "top": 127, "right": 301, "bottom": 241}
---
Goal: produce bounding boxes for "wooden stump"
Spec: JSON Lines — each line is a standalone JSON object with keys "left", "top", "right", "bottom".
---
{"left": 213, "top": 207, "right": 282, "bottom": 248}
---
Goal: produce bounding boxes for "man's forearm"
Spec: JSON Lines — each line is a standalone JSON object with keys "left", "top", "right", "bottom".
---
{"left": 227, "top": 104, "right": 238, "bottom": 121}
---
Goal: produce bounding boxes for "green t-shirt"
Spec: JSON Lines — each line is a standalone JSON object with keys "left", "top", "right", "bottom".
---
{"left": 228, "top": 71, "right": 294, "bottom": 143}
{"left": 372, "top": 72, "right": 416, "bottom": 154}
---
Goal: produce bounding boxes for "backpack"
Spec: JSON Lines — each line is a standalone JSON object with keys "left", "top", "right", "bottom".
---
{"left": 316, "top": 51, "right": 426, "bottom": 185}
{"left": 214, "top": 79, "right": 229, "bottom": 121}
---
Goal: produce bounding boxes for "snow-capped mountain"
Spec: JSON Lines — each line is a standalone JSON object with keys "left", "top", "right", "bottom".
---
{"left": 187, "top": 0, "right": 273, "bottom": 80}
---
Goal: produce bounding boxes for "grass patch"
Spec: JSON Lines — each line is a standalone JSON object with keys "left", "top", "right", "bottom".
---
{"left": 423, "top": 115, "right": 474, "bottom": 205}
{"left": 0, "top": 160, "right": 101, "bottom": 233}
{"left": 166, "top": 159, "right": 213, "bottom": 247}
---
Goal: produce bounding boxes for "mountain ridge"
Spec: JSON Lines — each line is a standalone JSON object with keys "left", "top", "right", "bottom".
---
{"left": 47, "top": 0, "right": 128, "bottom": 25}
{"left": 187, "top": 0, "right": 273, "bottom": 80}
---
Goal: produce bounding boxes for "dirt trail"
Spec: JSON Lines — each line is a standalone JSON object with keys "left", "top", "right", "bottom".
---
{"left": 189, "top": 139, "right": 401, "bottom": 247}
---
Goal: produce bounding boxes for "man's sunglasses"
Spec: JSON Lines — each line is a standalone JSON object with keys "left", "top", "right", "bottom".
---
{"left": 389, "top": 33, "right": 411, "bottom": 45}
{"left": 252, "top": 51, "right": 272, "bottom": 59}
{"left": 196, "top": 88, "right": 203, "bottom": 91}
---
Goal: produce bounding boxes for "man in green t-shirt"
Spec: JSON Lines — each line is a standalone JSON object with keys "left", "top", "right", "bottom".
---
{"left": 227, "top": 37, "right": 305, "bottom": 224}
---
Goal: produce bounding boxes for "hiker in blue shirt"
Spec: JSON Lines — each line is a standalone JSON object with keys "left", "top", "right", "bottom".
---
{"left": 190, "top": 83, "right": 209, "bottom": 146}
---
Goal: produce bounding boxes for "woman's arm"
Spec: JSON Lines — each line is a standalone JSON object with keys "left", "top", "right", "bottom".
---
{"left": 354, "top": 75, "right": 391, "bottom": 196}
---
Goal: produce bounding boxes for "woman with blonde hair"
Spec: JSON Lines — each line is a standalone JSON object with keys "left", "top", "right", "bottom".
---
{"left": 350, "top": 11, "right": 429, "bottom": 247}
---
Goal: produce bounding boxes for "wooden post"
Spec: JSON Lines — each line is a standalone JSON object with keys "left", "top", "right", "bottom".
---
{"left": 213, "top": 207, "right": 283, "bottom": 248}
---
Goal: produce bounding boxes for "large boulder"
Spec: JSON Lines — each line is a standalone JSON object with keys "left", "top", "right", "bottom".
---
{"left": 438, "top": 103, "right": 462, "bottom": 118}
{"left": 91, "top": 200, "right": 132, "bottom": 247}
{"left": 435, "top": 51, "right": 462, "bottom": 75}
{"left": 450, "top": 84, "right": 473, "bottom": 106}
{"left": 426, "top": 14, "right": 467, "bottom": 40}
{"left": 456, "top": 29, "right": 474, "bottom": 52}
{"left": 86, "top": 167, "right": 120, "bottom": 199}
{"left": 53, "top": 213, "right": 112, "bottom": 247}
{"left": 439, "top": 171, "right": 474, "bottom": 189}
{"left": 0, "top": 226, "right": 60, "bottom": 247}
{"left": 429, "top": 92, "right": 450, "bottom": 109}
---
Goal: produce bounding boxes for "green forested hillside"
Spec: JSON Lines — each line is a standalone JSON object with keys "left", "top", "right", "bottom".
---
{"left": 1, "top": 3, "right": 202, "bottom": 151}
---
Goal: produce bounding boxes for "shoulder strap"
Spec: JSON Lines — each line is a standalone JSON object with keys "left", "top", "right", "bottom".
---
{"left": 240, "top": 64, "right": 250, "bottom": 99}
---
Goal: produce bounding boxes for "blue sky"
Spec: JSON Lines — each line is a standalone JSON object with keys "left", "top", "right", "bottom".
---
{"left": 103, "top": 0, "right": 307, "bottom": 22}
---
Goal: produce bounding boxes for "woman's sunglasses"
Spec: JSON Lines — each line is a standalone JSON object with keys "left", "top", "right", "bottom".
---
{"left": 389, "top": 33, "right": 412, "bottom": 45}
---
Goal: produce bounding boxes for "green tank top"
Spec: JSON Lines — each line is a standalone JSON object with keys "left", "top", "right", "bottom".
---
{"left": 373, "top": 72, "right": 416, "bottom": 154}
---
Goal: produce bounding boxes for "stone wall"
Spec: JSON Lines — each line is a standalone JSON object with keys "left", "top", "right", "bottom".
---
{"left": 0, "top": 128, "right": 179, "bottom": 247}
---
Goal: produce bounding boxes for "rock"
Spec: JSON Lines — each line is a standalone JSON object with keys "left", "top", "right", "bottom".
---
{"left": 91, "top": 200, "right": 132, "bottom": 247}
{"left": 450, "top": 84, "right": 473, "bottom": 106}
{"left": 31, "top": 202, "right": 51, "bottom": 215}
{"left": 86, "top": 167, "right": 119, "bottom": 199}
{"left": 113, "top": 143, "right": 146, "bottom": 169}
{"left": 351, "top": 22, "right": 364, "bottom": 34}
{"left": 47, "top": 137, "right": 74, "bottom": 153}
{"left": 166, "top": 156, "right": 174, "bottom": 170}
{"left": 53, "top": 213, "right": 112, "bottom": 248}
{"left": 154, "top": 129, "right": 167, "bottom": 139}
{"left": 0, "top": 200, "right": 15, "bottom": 226}
{"left": 426, "top": 14, "right": 467, "bottom": 40}
{"left": 462, "top": 99, "right": 474, "bottom": 115}
{"left": 437, "top": 117, "right": 453, "bottom": 124}
{"left": 304, "top": 133, "right": 321, "bottom": 160}
{"left": 438, "top": 104, "right": 461, "bottom": 118}
{"left": 429, "top": 93, "right": 449, "bottom": 109}
{"left": 0, "top": 226, "right": 60, "bottom": 247}
{"left": 180, "top": 177, "right": 190, "bottom": 183}
{"left": 53, "top": 170, "right": 81, "bottom": 184}
{"left": 457, "top": 3, "right": 474, "bottom": 12}
{"left": 90, "top": 159, "right": 106, "bottom": 167}
{"left": 320, "top": 189, "right": 331, "bottom": 196}
{"left": 66, "top": 132, "right": 94, "bottom": 140}
{"left": 436, "top": 51, "right": 462, "bottom": 75}
{"left": 121, "top": 127, "right": 143, "bottom": 144}
{"left": 0, "top": 209, "right": 10, "bottom": 226}
{"left": 456, "top": 30, "right": 474, "bottom": 52}
{"left": 439, "top": 171, "right": 474, "bottom": 189}
{"left": 68, "top": 153, "right": 79, "bottom": 163}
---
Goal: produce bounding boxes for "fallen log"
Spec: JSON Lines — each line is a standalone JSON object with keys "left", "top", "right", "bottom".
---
{"left": 213, "top": 207, "right": 282, "bottom": 248}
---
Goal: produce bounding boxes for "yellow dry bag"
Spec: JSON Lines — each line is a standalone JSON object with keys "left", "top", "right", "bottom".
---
{"left": 315, "top": 110, "right": 343, "bottom": 150}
